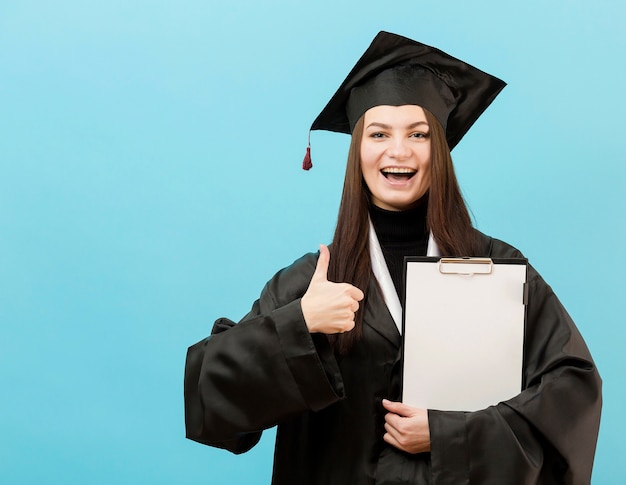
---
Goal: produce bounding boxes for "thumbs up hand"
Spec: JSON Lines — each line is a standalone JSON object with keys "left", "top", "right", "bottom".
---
{"left": 301, "top": 245, "right": 365, "bottom": 334}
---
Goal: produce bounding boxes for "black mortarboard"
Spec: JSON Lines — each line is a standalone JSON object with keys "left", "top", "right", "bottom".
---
{"left": 302, "top": 31, "right": 506, "bottom": 169}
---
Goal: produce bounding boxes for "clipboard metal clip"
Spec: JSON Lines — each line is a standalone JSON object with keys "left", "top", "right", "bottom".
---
{"left": 438, "top": 257, "right": 493, "bottom": 276}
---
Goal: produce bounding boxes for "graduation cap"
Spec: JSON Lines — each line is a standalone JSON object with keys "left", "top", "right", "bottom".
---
{"left": 302, "top": 31, "right": 506, "bottom": 170}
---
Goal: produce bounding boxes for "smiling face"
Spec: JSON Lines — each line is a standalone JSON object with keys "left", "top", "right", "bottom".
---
{"left": 360, "top": 105, "right": 431, "bottom": 211}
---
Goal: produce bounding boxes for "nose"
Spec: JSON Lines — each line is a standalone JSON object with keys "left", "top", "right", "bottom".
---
{"left": 386, "top": 137, "right": 411, "bottom": 160}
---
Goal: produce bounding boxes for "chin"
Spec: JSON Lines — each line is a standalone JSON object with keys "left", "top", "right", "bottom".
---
{"left": 390, "top": 197, "right": 423, "bottom": 211}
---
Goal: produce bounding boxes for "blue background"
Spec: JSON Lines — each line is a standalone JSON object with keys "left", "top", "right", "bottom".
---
{"left": 1, "top": 0, "right": 624, "bottom": 483}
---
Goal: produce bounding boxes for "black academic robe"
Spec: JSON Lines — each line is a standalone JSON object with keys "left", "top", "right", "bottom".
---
{"left": 184, "top": 232, "right": 601, "bottom": 484}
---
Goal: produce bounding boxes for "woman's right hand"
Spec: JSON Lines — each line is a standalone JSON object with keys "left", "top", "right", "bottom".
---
{"left": 301, "top": 244, "right": 365, "bottom": 334}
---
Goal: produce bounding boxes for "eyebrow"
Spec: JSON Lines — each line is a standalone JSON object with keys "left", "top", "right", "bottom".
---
{"left": 366, "top": 121, "right": 429, "bottom": 130}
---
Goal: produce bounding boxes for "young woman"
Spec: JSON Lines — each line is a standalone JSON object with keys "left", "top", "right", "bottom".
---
{"left": 184, "top": 32, "right": 601, "bottom": 484}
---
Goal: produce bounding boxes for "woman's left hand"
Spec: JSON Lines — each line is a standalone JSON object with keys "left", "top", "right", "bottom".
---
{"left": 382, "top": 399, "right": 431, "bottom": 454}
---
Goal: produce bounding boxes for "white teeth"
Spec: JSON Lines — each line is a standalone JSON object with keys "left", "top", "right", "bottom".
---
{"left": 381, "top": 167, "right": 416, "bottom": 174}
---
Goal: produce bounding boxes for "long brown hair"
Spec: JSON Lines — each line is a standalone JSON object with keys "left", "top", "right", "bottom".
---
{"left": 327, "top": 107, "right": 480, "bottom": 354}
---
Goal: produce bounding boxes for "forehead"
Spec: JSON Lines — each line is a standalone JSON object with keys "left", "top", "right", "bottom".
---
{"left": 363, "top": 105, "right": 428, "bottom": 124}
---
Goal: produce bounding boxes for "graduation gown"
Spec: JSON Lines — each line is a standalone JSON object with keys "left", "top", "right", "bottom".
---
{"left": 184, "top": 232, "right": 601, "bottom": 484}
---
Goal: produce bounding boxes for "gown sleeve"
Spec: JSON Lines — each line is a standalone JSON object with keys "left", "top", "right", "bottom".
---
{"left": 184, "top": 253, "right": 344, "bottom": 454}
{"left": 427, "top": 264, "right": 602, "bottom": 485}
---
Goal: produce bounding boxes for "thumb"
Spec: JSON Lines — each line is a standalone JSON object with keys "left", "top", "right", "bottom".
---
{"left": 382, "top": 399, "right": 417, "bottom": 417}
{"left": 312, "top": 244, "right": 330, "bottom": 282}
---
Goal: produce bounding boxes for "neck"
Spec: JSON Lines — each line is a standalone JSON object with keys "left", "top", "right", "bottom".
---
{"left": 369, "top": 198, "right": 429, "bottom": 298}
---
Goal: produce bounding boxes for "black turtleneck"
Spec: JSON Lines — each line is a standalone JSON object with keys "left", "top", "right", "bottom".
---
{"left": 369, "top": 200, "right": 429, "bottom": 299}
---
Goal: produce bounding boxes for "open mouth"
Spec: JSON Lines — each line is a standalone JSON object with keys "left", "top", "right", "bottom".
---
{"left": 381, "top": 167, "right": 416, "bottom": 182}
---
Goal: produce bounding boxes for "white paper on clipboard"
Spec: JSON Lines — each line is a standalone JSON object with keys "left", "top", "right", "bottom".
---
{"left": 402, "top": 257, "right": 527, "bottom": 412}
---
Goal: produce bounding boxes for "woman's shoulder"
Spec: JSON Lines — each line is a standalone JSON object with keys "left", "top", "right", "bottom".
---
{"left": 273, "top": 251, "right": 318, "bottom": 282}
{"left": 474, "top": 229, "right": 525, "bottom": 259}
{"left": 473, "top": 230, "right": 546, "bottom": 288}
{"left": 262, "top": 250, "right": 319, "bottom": 307}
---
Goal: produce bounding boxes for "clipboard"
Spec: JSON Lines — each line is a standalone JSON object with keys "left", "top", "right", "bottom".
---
{"left": 401, "top": 257, "right": 528, "bottom": 411}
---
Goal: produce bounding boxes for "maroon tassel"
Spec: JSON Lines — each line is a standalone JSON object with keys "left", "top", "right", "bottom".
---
{"left": 302, "top": 131, "right": 313, "bottom": 170}
{"left": 302, "top": 146, "right": 312, "bottom": 170}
